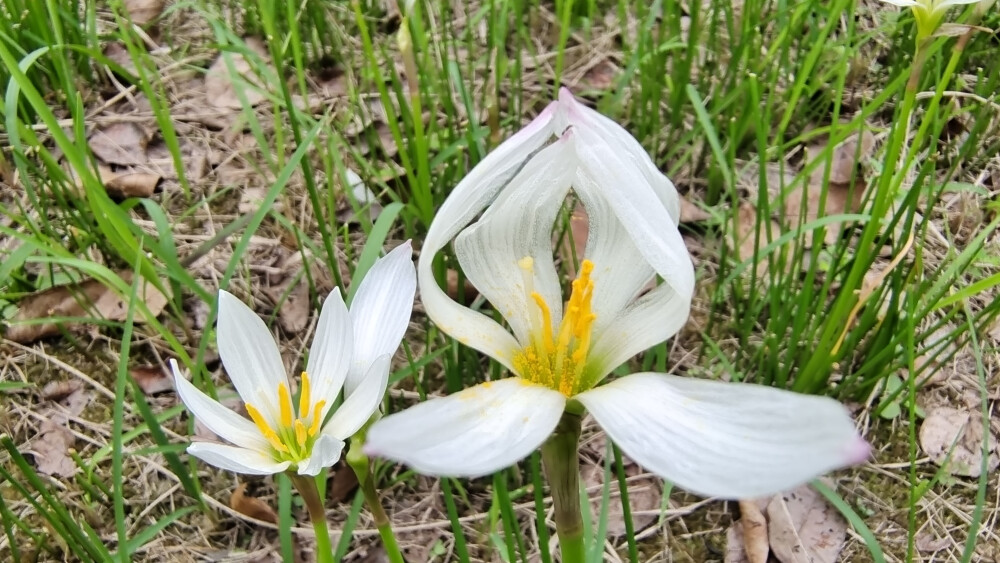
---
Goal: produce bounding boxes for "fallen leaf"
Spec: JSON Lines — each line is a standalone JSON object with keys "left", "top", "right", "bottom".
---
{"left": 680, "top": 196, "right": 712, "bottom": 223}
{"left": 130, "top": 365, "right": 174, "bottom": 395}
{"left": 738, "top": 499, "right": 769, "bottom": 563}
{"left": 732, "top": 202, "right": 781, "bottom": 277}
{"left": 40, "top": 380, "right": 84, "bottom": 404}
{"left": 583, "top": 58, "right": 618, "bottom": 90}
{"left": 32, "top": 421, "right": 76, "bottom": 477}
{"left": 783, "top": 132, "right": 875, "bottom": 246}
{"left": 445, "top": 270, "right": 479, "bottom": 301}
{"left": 123, "top": 0, "right": 166, "bottom": 25}
{"left": 230, "top": 483, "right": 278, "bottom": 524}
{"left": 104, "top": 171, "right": 161, "bottom": 198}
{"left": 915, "top": 532, "right": 952, "bottom": 553}
{"left": 766, "top": 484, "right": 848, "bottom": 563}
{"left": 919, "top": 406, "right": 999, "bottom": 477}
{"left": 88, "top": 122, "right": 151, "bottom": 166}
{"left": 263, "top": 278, "right": 311, "bottom": 334}
{"left": 205, "top": 37, "right": 272, "bottom": 110}
{"left": 5, "top": 271, "right": 170, "bottom": 344}
{"left": 328, "top": 464, "right": 360, "bottom": 504}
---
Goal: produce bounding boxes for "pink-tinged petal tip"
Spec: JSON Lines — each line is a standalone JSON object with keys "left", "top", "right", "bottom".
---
{"left": 846, "top": 436, "right": 872, "bottom": 465}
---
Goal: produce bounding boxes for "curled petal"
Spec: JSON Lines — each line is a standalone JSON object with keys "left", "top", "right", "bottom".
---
{"left": 455, "top": 138, "right": 575, "bottom": 352}
{"left": 365, "top": 379, "right": 566, "bottom": 477}
{"left": 171, "top": 360, "right": 270, "bottom": 452}
{"left": 297, "top": 434, "right": 345, "bottom": 476}
{"left": 216, "top": 290, "right": 287, "bottom": 424}
{"left": 559, "top": 88, "right": 682, "bottom": 223}
{"left": 325, "top": 355, "right": 392, "bottom": 439}
{"left": 576, "top": 373, "right": 869, "bottom": 499}
{"left": 347, "top": 241, "right": 415, "bottom": 396}
{"left": 418, "top": 105, "right": 559, "bottom": 371}
{"left": 305, "top": 288, "right": 353, "bottom": 417}
{"left": 187, "top": 442, "right": 290, "bottom": 475}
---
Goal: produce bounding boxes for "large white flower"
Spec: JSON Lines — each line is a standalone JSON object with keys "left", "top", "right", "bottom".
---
{"left": 173, "top": 242, "right": 415, "bottom": 476}
{"left": 365, "top": 91, "right": 869, "bottom": 499}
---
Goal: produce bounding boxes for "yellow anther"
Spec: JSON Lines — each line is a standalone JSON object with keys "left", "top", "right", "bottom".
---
{"left": 518, "top": 256, "right": 535, "bottom": 271}
{"left": 530, "top": 292, "right": 555, "bottom": 352}
{"left": 308, "top": 401, "right": 326, "bottom": 437}
{"left": 298, "top": 371, "right": 311, "bottom": 418}
{"left": 295, "top": 420, "right": 308, "bottom": 448}
{"left": 277, "top": 383, "right": 294, "bottom": 428}
{"left": 246, "top": 403, "right": 289, "bottom": 453}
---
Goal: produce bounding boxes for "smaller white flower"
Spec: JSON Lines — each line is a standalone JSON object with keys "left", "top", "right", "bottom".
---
{"left": 880, "top": 0, "right": 981, "bottom": 38}
{"left": 173, "top": 242, "right": 415, "bottom": 476}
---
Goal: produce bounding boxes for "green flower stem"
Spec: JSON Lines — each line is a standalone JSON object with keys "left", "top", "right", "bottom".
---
{"left": 288, "top": 473, "right": 334, "bottom": 563}
{"left": 540, "top": 411, "right": 586, "bottom": 563}
{"left": 348, "top": 442, "right": 405, "bottom": 563}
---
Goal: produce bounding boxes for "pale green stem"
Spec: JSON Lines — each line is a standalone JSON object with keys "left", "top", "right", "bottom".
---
{"left": 288, "top": 473, "right": 334, "bottom": 563}
{"left": 540, "top": 412, "right": 585, "bottom": 563}
{"left": 347, "top": 441, "right": 405, "bottom": 563}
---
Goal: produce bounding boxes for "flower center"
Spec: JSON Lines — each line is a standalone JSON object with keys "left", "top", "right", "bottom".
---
{"left": 245, "top": 371, "right": 327, "bottom": 463}
{"left": 512, "top": 257, "right": 597, "bottom": 397}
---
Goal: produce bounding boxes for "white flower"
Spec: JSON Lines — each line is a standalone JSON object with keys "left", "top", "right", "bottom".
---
{"left": 365, "top": 91, "right": 869, "bottom": 499}
{"left": 173, "top": 242, "right": 415, "bottom": 476}
{"left": 880, "top": 0, "right": 981, "bottom": 38}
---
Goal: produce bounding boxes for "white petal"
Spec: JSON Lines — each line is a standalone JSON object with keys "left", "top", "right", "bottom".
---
{"left": 346, "top": 241, "right": 415, "bottom": 396}
{"left": 569, "top": 120, "right": 695, "bottom": 305}
{"left": 559, "top": 88, "right": 682, "bottom": 224}
{"left": 454, "top": 138, "right": 575, "bottom": 350}
{"left": 936, "top": 0, "right": 980, "bottom": 5}
{"left": 297, "top": 434, "right": 345, "bottom": 476}
{"left": 576, "top": 374, "right": 869, "bottom": 499}
{"left": 325, "top": 355, "right": 392, "bottom": 439}
{"left": 187, "top": 442, "right": 290, "bottom": 475}
{"left": 305, "top": 288, "right": 353, "bottom": 414}
{"left": 572, "top": 167, "right": 656, "bottom": 337}
{"left": 585, "top": 282, "right": 691, "bottom": 383}
{"left": 417, "top": 105, "right": 559, "bottom": 371}
{"left": 171, "top": 360, "right": 270, "bottom": 452}
{"left": 364, "top": 379, "right": 566, "bottom": 477}
{"left": 216, "top": 290, "right": 287, "bottom": 424}
{"left": 879, "top": 0, "right": 918, "bottom": 5}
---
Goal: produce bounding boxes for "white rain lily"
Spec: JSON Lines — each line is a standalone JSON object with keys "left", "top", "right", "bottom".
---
{"left": 880, "top": 0, "right": 980, "bottom": 38}
{"left": 365, "top": 91, "right": 869, "bottom": 499}
{"left": 173, "top": 242, "right": 415, "bottom": 477}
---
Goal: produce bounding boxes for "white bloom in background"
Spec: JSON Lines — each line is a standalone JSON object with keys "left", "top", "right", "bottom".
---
{"left": 880, "top": 0, "right": 981, "bottom": 38}
{"left": 365, "top": 90, "right": 869, "bottom": 498}
{"left": 174, "top": 242, "right": 415, "bottom": 476}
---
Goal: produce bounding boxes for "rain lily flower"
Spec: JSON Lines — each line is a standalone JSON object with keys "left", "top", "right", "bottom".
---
{"left": 880, "top": 0, "right": 981, "bottom": 39}
{"left": 173, "top": 242, "right": 415, "bottom": 477}
{"left": 366, "top": 90, "right": 868, "bottom": 499}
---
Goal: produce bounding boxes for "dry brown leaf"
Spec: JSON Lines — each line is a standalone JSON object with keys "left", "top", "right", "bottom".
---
{"left": 766, "top": 484, "right": 848, "bottom": 563}
{"left": 104, "top": 171, "right": 161, "bottom": 198}
{"left": 5, "top": 271, "right": 169, "bottom": 344}
{"left": 680, "top": 196, "right": 712, "bottom": 223}
{"left": 230, "top": 483, "right": 278, "bottom": 524}
{"left": 915, "top": 532, "right": 952, "bottom": 553}
{"left": 582, "top": 448, "right": 661, "bottom": 537}
{"left": 919, "top": 406, "right": 999, "bottom": 477}
{"left": 739, "top": 499, "right": 770, "bottom": 563}
{"left": 263, "top": 278, "right": 311, "bottom": 334}
{"left": 33, "top": 421, "right": 77, "bottom": 477}
{"left": 88, "top": 122, "right": 151, "bottom": 166}
{"left": 328, "top": 464, "right": 360, "bottom": 504}
{"left": 783, "top": 132, "right": 875, "bottom": 246}
{"left": 123, "top": 0, "right": 165, "bottom": 25}
{"left": 583, "top": 58, "right": 619, "bottom": 90}
{"left": 41, "top": 380, "right": 84, "bottom": 404}
{"left": 733, "top": 202, "right": 780, "bottom": 277}
{"left": 130, "top": 365, "right": 174, "bottom": 395}
{"left": 445, "top": 270, "right": 479, "bottom": 301}
{"left": 205, "top": 37, "right": 272, "bottom": 110}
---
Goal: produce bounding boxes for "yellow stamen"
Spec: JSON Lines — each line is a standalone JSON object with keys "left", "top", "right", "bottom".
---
{"left": 308, "top": 401, "right": 326, "bottom": 437}
{"left": 295, "top": 419, "right": 308, "bottom": 448}
{"left": 514, "top": 258, "right": 598, "bottom": 397}
{"left": 298, "top": 371, "right": 311, "bottom": 418}
{"left": 246, "top": 403, "right": 289, "bottom": 453}
{"left": 277, "top": 383, "right": 293, "bottom": 428}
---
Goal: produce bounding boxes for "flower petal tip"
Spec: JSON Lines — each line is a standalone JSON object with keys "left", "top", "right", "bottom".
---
{"left": 846, "top": 436, "right": 872, "bottom": 465}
